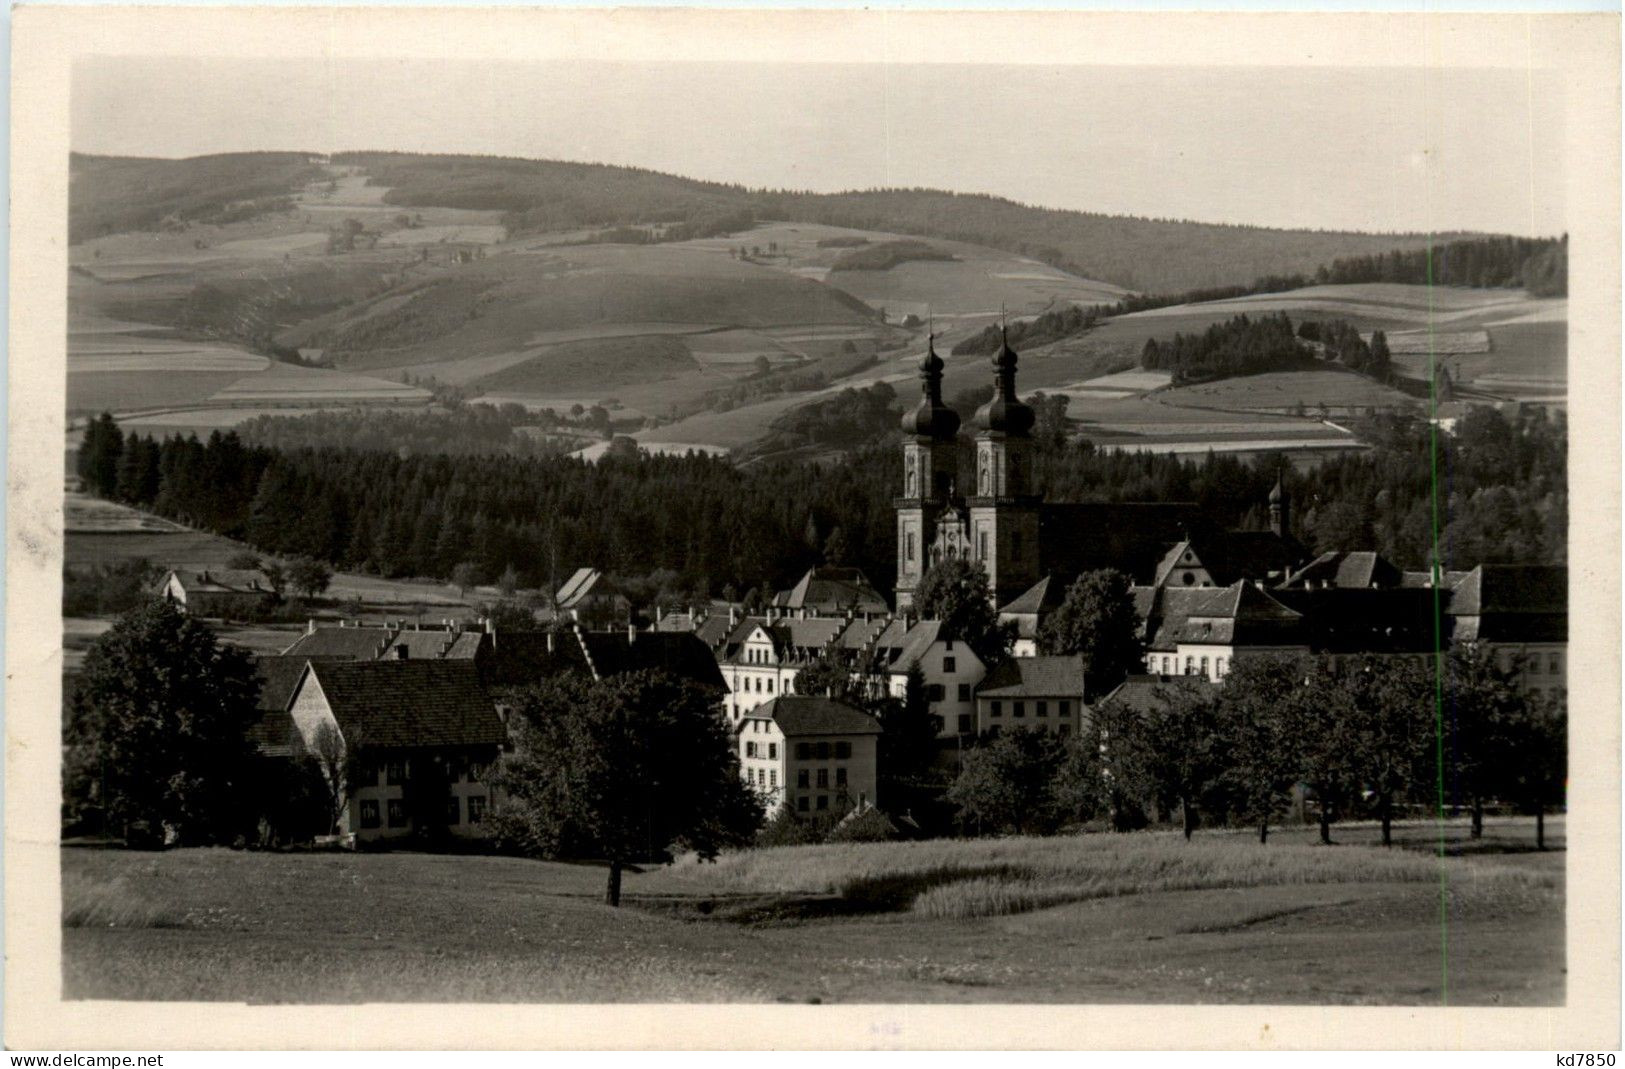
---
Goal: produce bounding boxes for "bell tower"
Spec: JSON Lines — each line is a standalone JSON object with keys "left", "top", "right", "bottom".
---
{"left": 895, "top": 336, "right": 960, "bottom": 610}
{"left": 967, "top": 328, "right": 1041, "bottom": 607}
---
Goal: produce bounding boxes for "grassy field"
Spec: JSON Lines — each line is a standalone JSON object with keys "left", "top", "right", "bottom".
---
{"left": 61, "top": 818, "right": 1562, "bottom": 1004}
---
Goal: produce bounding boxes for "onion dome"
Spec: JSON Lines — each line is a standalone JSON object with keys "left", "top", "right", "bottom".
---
{"left": 973, "top": 329, "right": 1035, "bottom": 436}
{"left": 1269, "top": 470, "right": 1286, "bottom": 503}
{"left": 901, "top": 335, "right": 960, "bottom": 440}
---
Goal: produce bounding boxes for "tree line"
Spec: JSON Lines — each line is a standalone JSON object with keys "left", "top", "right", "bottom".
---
{"left": 74, "top": 400, "right": 1564, "bottom": 616}
{"left": 947, "top": 647, "right": 1565, "bottom": 849}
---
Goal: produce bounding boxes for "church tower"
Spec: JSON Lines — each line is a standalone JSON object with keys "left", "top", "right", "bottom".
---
{"left": 1268, "top": 469, "right": 1291, "bottom": 539}
{"left": 895, "top": 336, "right": 961, "bottom": 610}
{"left": 967, "top": 329, "right": 1042, "bottom": 607}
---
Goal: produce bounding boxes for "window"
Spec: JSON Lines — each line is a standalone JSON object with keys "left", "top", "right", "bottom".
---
{"left": 769, "top": 770, "right": 777, "bottom": 788}
{"left": 906, "top": 533, "right": 916, "bottom": 563}
{"left": 1200, "top": 656, "right": 1209, "bottom": 676}
{"left": 1014, "top": 701, "right": 1025, "bottom": 718}
{"left": 957, "top": 683, "right": 971, "bottom": 702}
{"left": 1216, "top": 658, "right": 1226, "bottom": 678}
{"left": 445, "top": 796, "right": 461, "bottom": 825}
{"left": 958, "top": 714, "right": 973, "bottom": 733}
{"left": 797, "top": 796, "right": 809, "bottom": 812}
{"left": 835, "top": 741, "right": 852, "bottom": 759}
{"left": 386, "top": 760, "right": 406, "bottom": 786}
{"left": 465, "top": 795, "right": 484, "bottom": 824}
{"left": 1058, "top": 700, "right": 1071, "bottom": 717}
{"left": 944, "top": 656, "right": 957, "bottom": 674}
{"left": 768, "top": 743, "right": 778, "bottom": 759}
{"left": 817, "top": 768, "right": 829, "bottom": 788}
{"left": 1184, "top": 656, "right": 1194, "bottom": 674}
{"left": 816, "top": 795, "right": 829, "bottom": 811}
{"left": 387, "top": 799, "right": 407, "bottom": 828}
{"left": 1528, "top": 656, "right": 1542, "bottom": 675}
{"left": 1037, "top": 701, "right": 1048, "bottom": 718}
{"left": 1550, "top": 653, "right": 1561, "bottom": 673}
{"left": 796, "top": 743, "right": 811, "bottom": 760}
{"left": 978, "top": 532, "right": 989, "bottom": 560}
{"left": 815, "top": 742, "right": 831, "bottom": 760}
{"left": 767, "top": 679, "right": 774, "bottom": 693}
{"left": 797, "top": 769, "right": 809, "bottom": 788}
{"left": 991, "top": 700, "right": 1002, "bottom": 717}
{"left": 927, "top": 684, "right": 946, "bottom": 702}
{"left": 359, "top": 800, "right": 381, "bottom": 829}
{"left": 836, "top": 768, "right": 848, "bottom": 786}
{"left": 745, "top": 741, "right": 757, "bottom": 758}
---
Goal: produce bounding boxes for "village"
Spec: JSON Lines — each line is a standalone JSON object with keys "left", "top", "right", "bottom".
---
{"left": 106, "top": 334, "right": 1567, "bottom": 852}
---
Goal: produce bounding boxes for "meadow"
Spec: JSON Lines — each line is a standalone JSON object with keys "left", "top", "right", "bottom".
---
{"left": 60, "top": 818, "right": 1563, "bottom": 1004}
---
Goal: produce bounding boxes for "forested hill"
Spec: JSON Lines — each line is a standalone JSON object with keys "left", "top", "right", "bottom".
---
{"left": 325, "top": 151, "right": 1472, "bottom": 294}
{"left": 70, "top": 152, "right": 328, "bottom": 244}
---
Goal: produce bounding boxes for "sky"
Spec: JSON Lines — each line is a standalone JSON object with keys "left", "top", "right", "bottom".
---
{"left": 72, "top": 58, "right": 1565, "bottom": 236}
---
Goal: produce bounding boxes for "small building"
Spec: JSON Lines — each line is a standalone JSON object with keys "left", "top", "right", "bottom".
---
{"left": 555, "top": 568, "right": 631, "bottom": 627}
{"left": 736, "top": 696, "right": 881, "bottom": 817}
{"left": 880, "top": 619, "right": 987, "bottom": 739}
{"left": 282, "top": 659, "right": 508, "bottom": 843}
{"left": 772, "top": 566, "right": 889, "bottom": 616}
{"left": 156, "top": 568, "right": 274, "bottom": 619}
{"left": 1139, "top": 581, "right": 1309, "bottom": 682}
{"left": 1445, "top": 564, "right": 1567, "bottom": 698}
{"left": 998, "top": 575, "right": 1068, "bottom": 658}
{"left": 717, "top": 613, "right": 847, "bottom": 723}
{"left": 974, "top": 655, "right": 1087, "bottom": 737}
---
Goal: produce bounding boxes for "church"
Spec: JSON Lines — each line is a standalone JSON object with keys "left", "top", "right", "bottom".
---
{"left": 894, "top": 330, "right": 1302, "bottom": 612}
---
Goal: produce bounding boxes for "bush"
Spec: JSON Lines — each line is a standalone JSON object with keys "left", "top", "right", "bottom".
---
{"left": 824, "top": 806, "right": 901, "bottom": 844}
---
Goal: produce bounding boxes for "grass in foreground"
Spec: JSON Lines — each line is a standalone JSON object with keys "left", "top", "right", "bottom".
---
{"left": 672, "top": 825, "right": 1557, "bottom": 920}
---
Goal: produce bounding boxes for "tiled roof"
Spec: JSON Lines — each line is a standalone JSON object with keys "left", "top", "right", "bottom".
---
{"left": 749, "top": 695, "right": 882, "bottom": 737}
{"left": 1155, "top": 532, "right": 1303, "bottom": 588}
{"left": 557, "top": 567, "right": 621, "bottom": 609}
{"left": 1100, "top": 674, "right": 1219, "bottom": 715}
{"left": 1142, "top": 582, "right": 1304, "bottom": 650}
{"left": 774, "top": 567, "right": 889, "bottom": 614}
{"left": 281, "top": 626, "right": 392, "bottom": 660}
{"left": 281, "top": 624, "right": 486, "bottom": 662}
{"left": 1447, "top": 565, "right": 1567, "bottom": 643}
{"left": 1282, "top": 551, "right": 1401, "bottom": 590}
{"left": 167, "top": 568, "right": 271, "bottom": 594}
{"left": 887, "top": 619, "right": 947, "bottom": 672}
{"left": 303, "top": 660, "right": 506, "bottom": 749}
{"left": 998, "top": 575, "right": 1066, "bottom": 617}
{"left": 579, "top": 631, "right": 728, "bottom": 690}
{"left": 977, "top": 655, "right": 1086, "bottom": 698}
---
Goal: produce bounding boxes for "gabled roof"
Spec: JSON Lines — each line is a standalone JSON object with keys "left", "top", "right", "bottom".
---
{"left": 1155, "top": 532, "right": 1303, "bottom": 588}
{"left": 773, "top": 567, "right": 889, "bottom": 614}
{"left": 165, "top": 568, "right": 270, "bottom": 595}
{"left": 556, "top": 568, "right": 622, "bottom": 609}
{"left": 720, "top": 615, "right": 846, "bottom": 664}
{"left": 1281, "top": 550, "right": 1401, "bottom": 590}
{"left": 301, "top": 660, "right": 506, "bottom": 750}
{"left": 281, "top": 624, "right": 486, "bottom": 662}
{"left": 1446, "top": 565, "right": 1567, "bottom": 643}
{"left": 1100, "top": 674, "right": 1220, "bottom": 715}
{"left": 1142, "top": 582, "right": 1305, "bottom": 650}
{"left": 745, "top": 695, "right": 882, "bottom": 737}
{"left": 998, "top": 575, "right": 1066, "bottom": 617}
{"left": 977, "top": 655, "right": 1086, "bottom": 699}
{"left": 477, "top": 628, "right": 727, "bottom": 690}
{"left": 886, "top": 619, "right": 947, "bottom": 672}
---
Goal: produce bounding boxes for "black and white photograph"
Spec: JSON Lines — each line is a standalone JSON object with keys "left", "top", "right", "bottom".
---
{"left": 7, "top": 5, "right": 1620, "bottom": 1052}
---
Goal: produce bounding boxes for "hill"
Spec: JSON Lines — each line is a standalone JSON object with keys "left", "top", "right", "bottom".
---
{"left": 325, "top": 151, "right": 1473, "bottom": 294}
{"left": 70, "top": 152, "right": 328, "bottom": 244}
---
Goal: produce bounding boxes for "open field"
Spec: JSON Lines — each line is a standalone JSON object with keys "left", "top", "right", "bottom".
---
{"left": 1155, "top": 368, "right": 1419, "bottom": 415}
{"left": 62, "top": 818, "right": 1561, "bottom": 1004}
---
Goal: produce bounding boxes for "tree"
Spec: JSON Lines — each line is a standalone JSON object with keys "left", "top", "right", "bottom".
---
{"left": 1066, "top": 695, "right": 1153, "bottom": 830}
{"left": 1502, "top": 691, "right": 1567, "bottom": 850}
{"left": 946, "top": 728, "right": 1067, "bottom": 836}
{"left": 497, "top": 563, "right": 520, "bottom": 600}
{"left": 450, "top": 561, "right": 480, "bottom": 597}
{"left": 288, "top": 556, "right": 333, "bottom": 600}
{"left": 302, "top": 720, "right": 374, "bottom": 838}
{"left": 822, "top": 526, "right": 849, "bottom": 567}
{"left": 1368, "top": 330, "right": 1393, "bottom": 382}
{"left": 1140, "top": 677, "right": 1225, "bottom": 839}
{"left": 1441, "top": 643, "right": 1529, "bottom": 839}
{"left": 492, "top": 670, "right": 762, "bottom": 905}
{"left": 67, "top": 600, "right": 259, "bottom": 845}
{"left": 481, "top": 600, "right": 537, "bottom": 632}
{"left": 1295, "top": 659, "right": 1363, "bottom": 844}
{"left": 913, "top": 558, "right": 1013, "bottom": 667}
{"left": 1215, "top": 656, "right": 1307, "bottom": 843}
{"left": 76, "top": 412, "right": 124, "bottom": 497}
{"left": 1346, "top": 656, "right": 1435, "bottom": 846}
{"left": 1037, "top": 568, "right": 1143, "bottom": 697}
{"left": 260, "top": 559, "right": 288, "bottom": 601}
{"left": 228, "top": 552, "right": 263, "bottom": 572}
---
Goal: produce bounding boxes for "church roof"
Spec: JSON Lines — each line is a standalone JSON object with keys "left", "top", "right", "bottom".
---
{"left": 773, "top": 566, "right": 889, "bottom": 614}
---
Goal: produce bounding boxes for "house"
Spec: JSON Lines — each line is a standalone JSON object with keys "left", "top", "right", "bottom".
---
{"left": 716, "top": 613, "right": 846, "bottom": 722}
{"left": 1444, "top": 564, "right": 1567, "bottom": 697}
{"left": 735, "top": 696, "right": 881, "bottom": 817}
{"left": 880, "top": 619, "right": 987, "bottom": 739}
{"left": 282, "top": 660, "right": 508, "bottom": 842}
{"left": 1139, "top": 581, "right": 1309, "bottom": 682}
{"left": 974, "top": 655, "right": 1087, "bottom": 737}
{"left": 475, "top": 625, "right": 727, "bottom": 694}
{"left": 554, "top": 568, "right": 630, "bottom": 626}
{"left": 281, "top": 619, "right": 485, "bottom": 662}
{"left": 997, "top": 574, "right": 1067, "bottom": 657}
{"left": 772, "top": 566, "right": 889, "bottom": 616}
{"left": 156, "top": 568, "right": 274, "bottom": 619}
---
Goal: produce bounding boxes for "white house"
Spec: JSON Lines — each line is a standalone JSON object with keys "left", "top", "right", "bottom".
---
{"left": 736, "top": 695, "right": 882, "bottom": 817}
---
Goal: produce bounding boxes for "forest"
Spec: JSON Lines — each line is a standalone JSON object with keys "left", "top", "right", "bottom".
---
{"left": 75, "top": 396, "right": 1565, "bottom": 606}
{"left": 1138, "top": 312, "right": 1393, "bottom": 383}
{"left": 69, "top": 152, "right": 327, "bottom": 244}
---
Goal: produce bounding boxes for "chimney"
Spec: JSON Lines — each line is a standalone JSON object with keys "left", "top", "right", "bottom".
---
{"left": 393, "top": 645, "right": 408, "bottom": 660}
{"left": 729, "top": 606, "right": 739, "bottom": 626}
{"left": 485, "top": 616, "right": 496, "bottom": 635}
{"left": 656, "top": 606, "right": 664, "bottom": 624}
{"left": 546, "top": 631, "right": 556, "bottom": 654}
{"left": 627, "top": 622, "right": 637, "bottom": 644}
{"left": 307, "top": 618, "right": 317, "bottom": 635}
